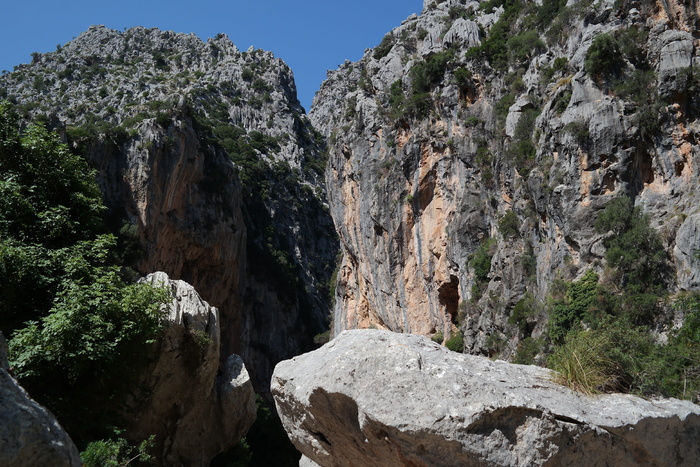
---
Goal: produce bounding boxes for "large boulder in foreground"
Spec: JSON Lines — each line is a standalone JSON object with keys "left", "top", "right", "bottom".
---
{"left": 128, "top": 272, "right": 256, "bottom": 466}
{"left": 0, "top": 332, "right": 81, "bottom": 467}
{"left": 272, "top": 330, "right": 700, "bottom": 467}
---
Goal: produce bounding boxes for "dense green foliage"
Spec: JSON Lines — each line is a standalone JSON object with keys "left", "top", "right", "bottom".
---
{"left": 445, "top": 331, "right": 464, "bottom": 353}
{"left": 0, "top": 102, "right": 108, "bottom": 332}
{"left": 584, "top": 33, "right": 623, "bottom": 78}
{"left": 81, "top": 434, "right": 155, "bottom": 467}
{"left": 540, "top": 198, "right": 697, "bottom": 400}
{"left": 410, "top": 50, "right": 455, "bottom": 94}
{"left": 548, "top": 269, "right": 600, "bottom": 342}
{"left": 594, "top": 196, "right": 668, "bottom": 324}
{"left": 0, "top": 102, "right": 170, "bottom": 446}
{"left": 10, "top": 261, "right": 169, "bottom": 443}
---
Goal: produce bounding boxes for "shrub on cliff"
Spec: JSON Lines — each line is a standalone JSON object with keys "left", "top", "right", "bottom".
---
{"left": 585, "top": 33, "right": 623, "bottom": 78}
{"left": 470, "top": 237, "right": 496, "bottom": 284}
{"left": 548, "top": 269, "right": 600, "bottom": 342}
{"left": 595, "top": 196, "right": 668, "bottom": 324}
{"left": 445, "top": 331, "right": 464, "bottom": 353}
{"left": 498, "top": 210, "right": 520, "bottom": 238}
{"left": 373, "top": 33, "right": 395, "bottom": 60}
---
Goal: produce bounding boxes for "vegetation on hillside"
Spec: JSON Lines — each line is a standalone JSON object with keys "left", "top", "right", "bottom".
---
{"left": 515, "top": 196, "right": 699, "bottom": 401}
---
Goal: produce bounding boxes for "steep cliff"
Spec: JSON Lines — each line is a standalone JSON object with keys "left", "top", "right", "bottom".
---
{"left": 310, "top": 0, "right": 700, "bottom": 357}
{"left": 0, "top": 25, "right": 338, "bottom": 392}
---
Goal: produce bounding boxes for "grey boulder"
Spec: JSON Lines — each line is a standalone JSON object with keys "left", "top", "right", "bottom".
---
{"left": 272, "top": 329, "right": 700, "bottom": 467}
{"left": 0, "top": 332, "right": 81, "bottom": 467}
{"left": 128, "top": 272, "right": 256, "bottom": 466}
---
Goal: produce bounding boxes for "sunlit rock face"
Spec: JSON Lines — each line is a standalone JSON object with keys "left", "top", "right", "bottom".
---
{"left": 310, "top": 0, "right": 700, "bottom": 356}
{"left": 127, "top": 272, "right": 256, "bottom": 466}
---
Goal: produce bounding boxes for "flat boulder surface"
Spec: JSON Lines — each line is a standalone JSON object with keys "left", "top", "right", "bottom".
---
{"left": 272, "top": 330, "right": 700, "bottom": 467}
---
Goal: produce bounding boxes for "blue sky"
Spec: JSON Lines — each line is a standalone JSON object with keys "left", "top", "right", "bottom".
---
{"left": 0, "top": 0, "right": 423, "bottom": 111}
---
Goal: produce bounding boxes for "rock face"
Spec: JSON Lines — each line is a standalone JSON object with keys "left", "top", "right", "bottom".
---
{"left": 310, "top": 0, "right": 700, "bottom": 354}
{"left": 0, "top": 25, "right": 338, "bottom": 392}
{"left": 272, "top": 330, "right": 700, "bottom": 467}
{"left": 130, "top": 272, "right": 256, "bottom": 466}
{"left": 674, "top": 212, "right": 700, "bottom": 290}
{"left": 0, "top": 332, "right": 81, "bottom": 467}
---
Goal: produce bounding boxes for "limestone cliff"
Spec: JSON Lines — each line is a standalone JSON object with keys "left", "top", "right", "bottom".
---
{"left": 0, "top": 25, "right": 338, "bottom": 392}
{"left": 310, "top": 0, "right": 700, "bottom": 355}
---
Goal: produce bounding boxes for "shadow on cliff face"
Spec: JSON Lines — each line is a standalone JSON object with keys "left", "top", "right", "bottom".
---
{"left": 71, "top": 106, "right": 338, "bottom": 398}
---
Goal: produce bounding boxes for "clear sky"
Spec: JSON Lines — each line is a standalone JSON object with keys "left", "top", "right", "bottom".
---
{"left": 0, "top": 0, "right": 423, "bottom": 112}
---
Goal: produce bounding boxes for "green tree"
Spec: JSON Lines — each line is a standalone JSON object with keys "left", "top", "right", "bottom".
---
{"left": 585, "top": 33, "right": 623, "bottom": 78}
{"left": 81, "top": 434, "right": 155, "bottom": 467}
{"left": 595, "top": 196, "right": 668, "bottom": 324}
{"left": 0, "top": 102, "right": 107, "bottom": 333}
{"left": 0, "top": 102, "right": 170, "bottom": 445}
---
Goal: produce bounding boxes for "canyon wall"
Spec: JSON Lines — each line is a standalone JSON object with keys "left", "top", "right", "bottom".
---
{"left": 310, "top": 0, "right": 700, "bottom": 355}
{"left": 0, "top": 26, "right": 338, "bottom": 392}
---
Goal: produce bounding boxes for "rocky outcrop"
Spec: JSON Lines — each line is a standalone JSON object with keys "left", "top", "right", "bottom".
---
{"left": 272, "top": 330, "right": 700, "bottom": 467}
{"left": 0, "top": 25, "right": 338, "bottom": 393}
{"left": 129, "top": 272, "right": 256, "bottom": 466}
{"left": 0, "top": 332, "right": 81, "bottom": 467}
{"left": 310, "top": 0, "right": 700, "bottom": 354}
